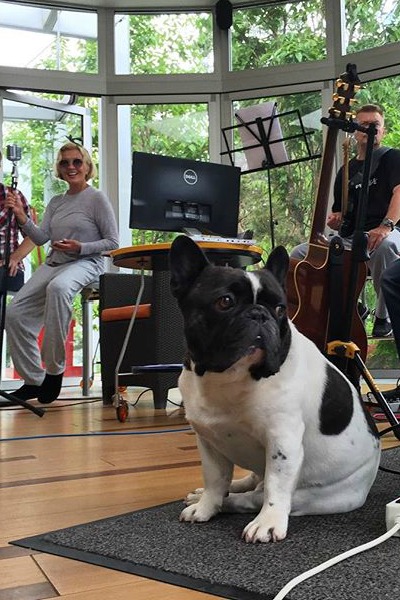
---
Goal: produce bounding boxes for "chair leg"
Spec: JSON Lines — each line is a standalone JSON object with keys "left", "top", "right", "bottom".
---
{"left": 81, "top": 294, "right": 92, "bottom": 396}
{"left": 152, "top": 389, "right": 168, "bottom": 409}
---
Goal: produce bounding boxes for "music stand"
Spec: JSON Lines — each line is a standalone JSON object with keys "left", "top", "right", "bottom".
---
{"left": 221, "top": 102, "right": 321, "bottom": 247}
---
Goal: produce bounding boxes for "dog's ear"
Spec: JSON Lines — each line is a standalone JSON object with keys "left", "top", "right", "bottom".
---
{"left": 264, "top": 245, "right": 289, "bottom": 289}
{"left": 169, "top": 235, "right": 210, "bottom": 300}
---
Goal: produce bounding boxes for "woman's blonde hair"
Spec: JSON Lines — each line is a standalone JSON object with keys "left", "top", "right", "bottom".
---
{"left": 54, "top": 142, "right": 97, "bottom": 181}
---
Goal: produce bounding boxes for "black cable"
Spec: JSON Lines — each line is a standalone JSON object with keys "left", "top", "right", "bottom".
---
{"left": 379, "top": 465, "right": 400, "bottom": 476}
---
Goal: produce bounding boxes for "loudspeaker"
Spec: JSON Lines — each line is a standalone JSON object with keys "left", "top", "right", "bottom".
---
{"left": 216, "top": 0, "right": 233, "bottom": 31}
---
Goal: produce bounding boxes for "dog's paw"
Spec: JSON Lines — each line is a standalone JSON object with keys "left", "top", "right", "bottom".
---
{"left": 179, "top": 501, "right": 218, "bottom": 523}
{"left": 184, "top": 488, "right": 204, "bottom": 505}
{"left": 242, "top": 512, "right": 288, "bottom": 543}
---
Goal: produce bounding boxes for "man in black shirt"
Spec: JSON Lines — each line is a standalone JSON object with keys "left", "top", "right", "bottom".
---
{"left": 291, "top": 104, "right": 400, "bottom": 337}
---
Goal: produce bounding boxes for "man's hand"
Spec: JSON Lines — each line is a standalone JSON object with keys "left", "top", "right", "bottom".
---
{"left": 7, "top": 255, "right": 20, "bottom": 277}
{"left": 326, "top": 211, "right": 342, "bottom": 231}
{"left": 367, "top": 225, "right": 390, "bottom": 252}
{"left": 0, "top": 255, "right": 20, "bottom": 277}
{"left": 4, "top": 190, "right": 27, "bottom": 224}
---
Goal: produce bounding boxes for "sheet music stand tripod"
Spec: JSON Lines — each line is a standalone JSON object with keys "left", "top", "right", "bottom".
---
{"left": 221, "top": 104, "right": 321, "bottom": 247}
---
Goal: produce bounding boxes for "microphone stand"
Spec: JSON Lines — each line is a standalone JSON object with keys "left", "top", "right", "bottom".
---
{"left": 0, "top": 158, "right": 44, "bottom": 416}
{"left": 322, "top": 118, "right": 400, "bottom": 439}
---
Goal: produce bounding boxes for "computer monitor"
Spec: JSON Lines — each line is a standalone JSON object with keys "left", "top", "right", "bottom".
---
{"left": 129, "top": 152, "right": 241, "bottom": 237}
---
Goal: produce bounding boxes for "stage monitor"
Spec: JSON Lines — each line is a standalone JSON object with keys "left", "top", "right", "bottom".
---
{"left": 129, "top": 152, "right": 241, "bottom": 237}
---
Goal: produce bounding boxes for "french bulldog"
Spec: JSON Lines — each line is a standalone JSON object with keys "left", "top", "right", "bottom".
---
{"left": 169, "top": 235, "right": 380, "bottom": 543}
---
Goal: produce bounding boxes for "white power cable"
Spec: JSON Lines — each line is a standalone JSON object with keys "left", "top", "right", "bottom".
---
{"left": 113, "top": 268, "right": 146, "bottom": 400}
{"left": 273, "top": 520, "right": 400, "bottom": 600}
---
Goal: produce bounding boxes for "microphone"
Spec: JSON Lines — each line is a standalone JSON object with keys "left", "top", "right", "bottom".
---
{"left": 6, "top": 144, "right": 22, "bottom": 190}
{"left": 6, "top": 144, "right": 22, "bottom": 162}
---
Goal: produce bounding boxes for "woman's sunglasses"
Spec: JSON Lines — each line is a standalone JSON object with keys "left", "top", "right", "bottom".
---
{"left": 59, "top": 158, "right": 84, "bottom": 168}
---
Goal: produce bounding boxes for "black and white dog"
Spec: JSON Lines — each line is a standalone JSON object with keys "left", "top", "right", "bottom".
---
{"left": 169, "top": 235, "right": 380, "bottom": 543}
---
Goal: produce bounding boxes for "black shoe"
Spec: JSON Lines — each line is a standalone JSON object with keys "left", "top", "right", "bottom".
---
{"left": 10, "top": 384, "right": 42, "bottom": 401}
{"left": 357, "top": 302, "right": 370, "bottom": 321}
{"left": 37, "top": 373, "right": 64, "bottom": 404}
{"left": 372, "top": 317, "right": 393, "bottom": 337}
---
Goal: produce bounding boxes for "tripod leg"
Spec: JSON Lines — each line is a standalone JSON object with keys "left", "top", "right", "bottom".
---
{"left": 327, "top": 340, "right": 400, "bottom": 440}
{"left": 353, "top": 353, "right": 400, "bottom": 441}
{"left": 0, "top": 389, "right": 45, "bottom": 416}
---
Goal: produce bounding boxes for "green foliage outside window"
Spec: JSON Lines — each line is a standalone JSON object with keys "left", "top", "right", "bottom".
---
{"left": 345, "top": 0, "right": 400, "bottom": 53}
{"left": 124, "top": 13, "right": 213, "bottom": 75}
{"left": 231, "top": 0, "right": 326, "bottom": 70}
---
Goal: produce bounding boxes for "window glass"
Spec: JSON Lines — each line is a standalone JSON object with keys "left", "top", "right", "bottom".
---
{"left": 118, "top": 102, "right": 209, "bottom": 244}
{"left": 352, "top": 75, "right": 400, "bottom": 143}
{"left": 231, "top": 1, "right": 326, "bottom": 71}
{"left": 0, "top": 1, "right": 97, "bottom": 72}
{"left": 130, "top": 103, "right": 209, "bottom": 158}
{"left": 344, "top": 0, "right": 400, "bottom": 53}
{"left": 114, "top": 12, "right": 213, "bottom": 75}
{"left": 3, "top": 101, "right": 84, "bottom": 219}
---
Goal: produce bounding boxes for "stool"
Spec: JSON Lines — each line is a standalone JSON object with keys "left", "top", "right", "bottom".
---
{"left": 81, "top": 281, "right": 100, "bottom": 396}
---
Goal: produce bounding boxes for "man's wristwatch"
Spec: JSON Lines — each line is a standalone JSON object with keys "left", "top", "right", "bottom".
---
{"left": 380, "top": 217, "right": 395, "bottom": 231}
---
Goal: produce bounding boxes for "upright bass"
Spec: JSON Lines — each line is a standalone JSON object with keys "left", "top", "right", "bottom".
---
{"left": 286, "top": 64, "right": 368, "bottom": 365}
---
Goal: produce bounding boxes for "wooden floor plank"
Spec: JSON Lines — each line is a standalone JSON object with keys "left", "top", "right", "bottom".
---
{"left": 0, "top": 555, "right": 48, "bottom": 588}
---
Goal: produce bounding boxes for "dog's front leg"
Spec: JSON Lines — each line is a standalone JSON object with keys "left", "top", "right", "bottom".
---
{"left": 242, "top": 432, "right": 304, "bottom": 543}
{"left": 180, "top": 436, "right": 233, "bottom": 523}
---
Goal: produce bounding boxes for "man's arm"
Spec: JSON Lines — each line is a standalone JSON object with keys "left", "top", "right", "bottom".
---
{"left": 383, "top": 183, "right": 400, "bottom": 226}
{"left": 8, "top": 237, "right": 36, "bottom": 276}
{"left": 367, "top": 183, "right": 400, "bottom": 252}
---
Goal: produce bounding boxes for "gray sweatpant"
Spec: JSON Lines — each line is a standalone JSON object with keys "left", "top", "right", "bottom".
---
{"left": 6, "top": 259, "right": 103, "bottom": 386}
{"left": 290, "top": 228, "right": 400, "bottom": 320}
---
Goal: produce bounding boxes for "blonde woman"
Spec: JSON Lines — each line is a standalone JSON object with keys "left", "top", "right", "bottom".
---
{"left": 5, "top": 142, "right": 119, "bottom": 403}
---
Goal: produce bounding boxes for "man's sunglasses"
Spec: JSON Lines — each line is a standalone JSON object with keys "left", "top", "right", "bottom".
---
{"left": 59, "top": 158, "right": 84, "bottom": 168}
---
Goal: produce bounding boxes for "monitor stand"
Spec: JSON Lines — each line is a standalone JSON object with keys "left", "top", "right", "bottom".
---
{"left": 182, "top": 227, "right": 203, "bottom": 236}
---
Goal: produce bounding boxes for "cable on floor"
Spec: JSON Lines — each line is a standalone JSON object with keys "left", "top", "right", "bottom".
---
{"left": 0, "top": 427, "right": 192, "bottom": 442}
{"left": 272, "top": 521, "right": 400, "bottom": 600}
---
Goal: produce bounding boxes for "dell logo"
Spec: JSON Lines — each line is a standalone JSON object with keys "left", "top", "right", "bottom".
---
{"left": 183, "top": 169, "right": 198, "bottom": 185}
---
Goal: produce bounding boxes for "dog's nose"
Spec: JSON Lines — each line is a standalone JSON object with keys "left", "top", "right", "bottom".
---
{"left": 248, "top": 307, "right": 268, "bottom": 323}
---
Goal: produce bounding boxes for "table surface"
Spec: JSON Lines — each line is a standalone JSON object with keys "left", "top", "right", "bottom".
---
{"left": 111, "top": 241, "right": 264, "bottom": 270}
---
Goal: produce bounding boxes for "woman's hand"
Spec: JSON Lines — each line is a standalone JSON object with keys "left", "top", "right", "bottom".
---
{"left": 4, "top": 190, "right": 27, "bottom": 225}
{"left": 51, "top": 239, "right": 82, "bottom": 253}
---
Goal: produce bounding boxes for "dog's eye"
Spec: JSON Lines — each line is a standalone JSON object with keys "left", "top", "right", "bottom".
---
{"left": 275, "top": 304, "right": 286, "bottom": 318}
{"left": 216, "top": 295, "right": 235, "bottom": 310}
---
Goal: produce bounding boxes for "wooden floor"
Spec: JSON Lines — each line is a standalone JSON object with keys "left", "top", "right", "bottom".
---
{"left": 0, "top": 380, "right": 399, "bottom": 600}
